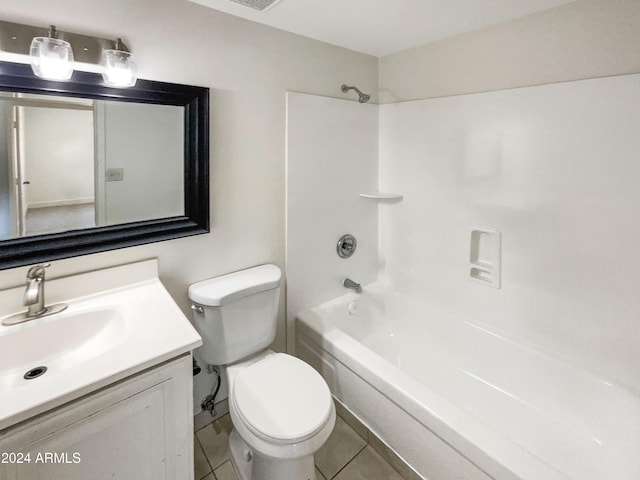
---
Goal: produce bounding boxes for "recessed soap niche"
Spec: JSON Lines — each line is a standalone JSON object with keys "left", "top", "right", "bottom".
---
{"left": 469, "top": 227, "right": 501, "bottom": 289}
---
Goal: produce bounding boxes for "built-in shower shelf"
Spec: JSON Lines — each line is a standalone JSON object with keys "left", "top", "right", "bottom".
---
{"left": 359, "top": 192, "right": 403, "bottom": 201}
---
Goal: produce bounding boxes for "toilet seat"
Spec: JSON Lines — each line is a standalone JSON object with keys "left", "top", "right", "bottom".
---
{"left": 231, "top": 353, "right": 332, "bottom": 444}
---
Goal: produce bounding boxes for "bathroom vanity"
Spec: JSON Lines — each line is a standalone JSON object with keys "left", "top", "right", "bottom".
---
{"left": 0, "top": 259, "right": 202, "bottom": 480}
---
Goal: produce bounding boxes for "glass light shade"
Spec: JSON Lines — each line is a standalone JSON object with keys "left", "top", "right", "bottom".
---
{"left": 30, "top": 37, "right": 74, "bottom": 81}
{"left": 102, "top": 50, "right": 137, "bottom": 87}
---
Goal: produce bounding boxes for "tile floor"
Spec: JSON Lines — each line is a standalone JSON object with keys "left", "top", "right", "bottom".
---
{"left": 194, "top": 411, "right": 406, "bottom": 480}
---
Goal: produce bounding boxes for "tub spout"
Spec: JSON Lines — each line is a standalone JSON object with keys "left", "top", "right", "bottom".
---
{"left": 343, "top": 278, "right": 362, "bottom": 294}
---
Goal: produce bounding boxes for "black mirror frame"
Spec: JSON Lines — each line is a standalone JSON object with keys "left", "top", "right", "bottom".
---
{"left": 0, "top": 61, "right": 209, "bottom": 270}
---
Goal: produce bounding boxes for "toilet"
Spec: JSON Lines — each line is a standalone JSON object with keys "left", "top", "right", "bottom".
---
{"left": 189, "top": 264, "right": 335, "bottom": 480}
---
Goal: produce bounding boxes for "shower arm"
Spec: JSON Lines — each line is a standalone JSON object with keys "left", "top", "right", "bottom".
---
{"left": 341, "top": 84, "right": 371, "bottom": 103}
{"left": 342, "top": 84, "right": 365, "bottom": 96}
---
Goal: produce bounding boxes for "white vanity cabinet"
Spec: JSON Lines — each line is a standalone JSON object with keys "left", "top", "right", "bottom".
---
{"left": 0, "top": 354, "right": 194, "bottom": 480}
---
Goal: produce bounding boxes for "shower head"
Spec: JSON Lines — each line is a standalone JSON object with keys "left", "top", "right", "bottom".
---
{"left": 341, "top": 84, "right": 371, "bottom": 103}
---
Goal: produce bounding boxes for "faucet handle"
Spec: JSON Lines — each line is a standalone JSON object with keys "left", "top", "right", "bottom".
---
{"left": 26, "top": 263, "right": 50, "bottom": 279}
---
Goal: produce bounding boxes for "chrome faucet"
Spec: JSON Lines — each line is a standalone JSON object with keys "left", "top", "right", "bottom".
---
{"left": 1, "top": 263, "right": 67, "bottom": 326}
{"left": 24, "top": 264, "right": 49, "bottom": 317}
{"left": 343, "top": 278, "right": 362, "bottom": 294}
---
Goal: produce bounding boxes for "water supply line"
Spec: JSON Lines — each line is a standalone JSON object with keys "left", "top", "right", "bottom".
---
{"left": 201, "top": 365, "right": 221, "bottom": 416}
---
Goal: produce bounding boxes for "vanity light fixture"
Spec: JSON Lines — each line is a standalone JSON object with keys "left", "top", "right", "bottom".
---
{"left": 29, "top": 25, "right": 74, "bottom": 81}
{"left": 101, "top": 38, "right": 137, "bottom": 87}
{"left": 0, "top": 20, "right": 137, "bottom": 87}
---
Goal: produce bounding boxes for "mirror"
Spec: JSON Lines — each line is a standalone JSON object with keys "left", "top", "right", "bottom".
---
{"left": 0, "top": 61, "right": 209, "bottom": 269}
{"left": 1, "top": 93, "right": 185, "bottom": 238}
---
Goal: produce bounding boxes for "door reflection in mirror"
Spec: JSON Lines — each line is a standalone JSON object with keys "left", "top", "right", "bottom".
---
{"left": 0, "top": 93, "right": 185, "bottom": 240}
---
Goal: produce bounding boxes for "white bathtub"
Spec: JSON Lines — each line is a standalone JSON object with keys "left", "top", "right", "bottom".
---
{"left": 295, "top": 283, "right": 640, "bottom": 480}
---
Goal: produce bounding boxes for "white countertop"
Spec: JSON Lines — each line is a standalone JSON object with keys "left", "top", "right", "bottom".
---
{"left": 0, "top": 259, "right": 202, "bottom": 431}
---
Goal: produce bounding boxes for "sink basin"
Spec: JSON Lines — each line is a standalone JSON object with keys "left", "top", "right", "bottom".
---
{"left": 0, "top": 259, "right": 202, "bottom": 431}
{"left": 0, "top": 306, "right": 127, "bottom": 394}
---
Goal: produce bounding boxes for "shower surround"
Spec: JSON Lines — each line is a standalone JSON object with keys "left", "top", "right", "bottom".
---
{"left": 286, "top": 73, "right": 640, "bottom": 479}
{"left": 378, "top": 73, "right": 640, "bottom": 388}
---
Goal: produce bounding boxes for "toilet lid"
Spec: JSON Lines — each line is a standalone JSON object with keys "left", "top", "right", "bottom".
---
{"left": 232, "top": 353, "right": 332, "bottom": 442}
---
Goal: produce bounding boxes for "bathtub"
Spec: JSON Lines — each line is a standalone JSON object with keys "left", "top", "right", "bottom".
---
{"left": 295, "top": 282, "right": 640, "bottom": 480}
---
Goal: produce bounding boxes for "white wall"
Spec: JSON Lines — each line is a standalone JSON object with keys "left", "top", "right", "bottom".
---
{"left": 0, "top": 0, "right": 378, "bottom": 413}
{"left": 379, "top": 0, "right": 640, "bottom": 103}
{"left": 378, "top": 73, "right": 640, "bottom": 388}
{"left": 285, "top": 92, "right": 378, "bottom": 351}
{"left": 21, "top": 107, "right": 94, "bottom": 208}
{"left": 98, "top": 102, "right": 183, "bottom": 224}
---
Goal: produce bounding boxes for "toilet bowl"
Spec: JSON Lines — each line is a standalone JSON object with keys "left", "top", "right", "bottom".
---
{"left": 188, "top": 265, "right": 335, "bottom": 480}
{"left": 227, "top": 351, "right": 335, "bottom": 480}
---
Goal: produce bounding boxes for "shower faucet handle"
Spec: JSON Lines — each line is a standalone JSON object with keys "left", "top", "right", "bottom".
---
{"left": 337, "top": 234, "right": 357, "bottom": 258}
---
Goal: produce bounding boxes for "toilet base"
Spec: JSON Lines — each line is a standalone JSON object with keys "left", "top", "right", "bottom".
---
{"left": 229, "top": 429, "right": 317, "bottom": 480}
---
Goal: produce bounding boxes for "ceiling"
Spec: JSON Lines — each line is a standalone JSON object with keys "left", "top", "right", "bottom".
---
{"left": 188, "top": 0, "right": 577, "bottom": 57}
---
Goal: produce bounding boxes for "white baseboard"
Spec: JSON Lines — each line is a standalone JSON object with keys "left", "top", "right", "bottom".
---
{"left": 27, "top": 197, "right": 94, "bottom": 209}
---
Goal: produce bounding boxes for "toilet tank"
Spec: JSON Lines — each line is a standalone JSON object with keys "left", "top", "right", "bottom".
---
{"left": 188, "top": 264, "right": 281, "bottom": 366}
